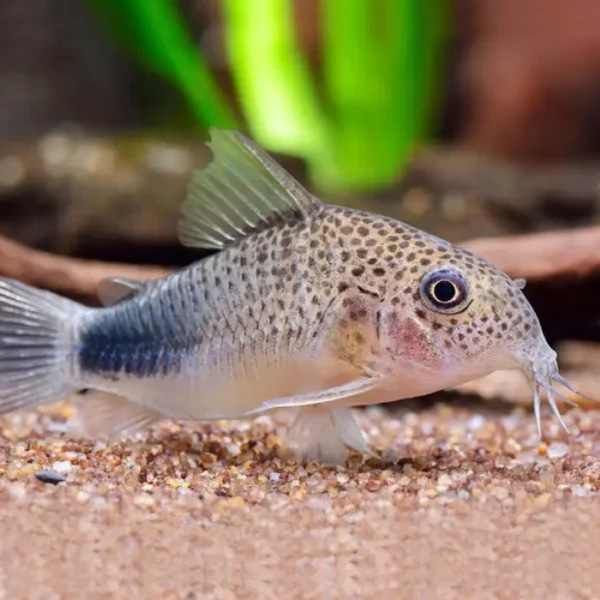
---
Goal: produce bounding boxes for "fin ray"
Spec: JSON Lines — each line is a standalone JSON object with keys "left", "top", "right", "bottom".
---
{"left": 283, "top": 407, "right": 375, "bottom": 464}
{"left": 97, "top": 278, "right": 147, "bottom": 307}
{"left": 178, "top": 128, "right": 319, "bottom": 250}
{"left": 246, "top": 375, "right": 383, "bottom": 414}
{"left": 0, "top": 278, "right": 85, "bottom": 413}
{"left": 68, "top": 391, "right": 163, "bottom": 439}
{"left": 284, "top": 408, "right": 349, "bottom": 465}
{"left": 331, "top": 408, "right": 377, "bottom": 458}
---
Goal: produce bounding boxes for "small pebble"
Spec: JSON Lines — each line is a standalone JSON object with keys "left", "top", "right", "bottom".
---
{"left": 51, "top": 461, "right": 73, "bottom": 473}
{"left": 365, "top": 479, "right": 381, "bottom": 493}
{"left": 35, "top": 470, "right": 66, "bottom": 485}
{"left": 467, "top": 415, "right": 486, "bottom": 431}
{"left": 437, "top": 474, "right": 454, "bottom": 488}
{"left": 547, "top": 442, "right": 569, "bottom": 459}
{"left": 134, "top": 493, "right": 155, "bottom": 508}
{"left": 492, "top": 486, "right": 510, "bottom": 501}
{"left": 571, "top": 485, "right": 591, "bottom": 498}
{"left": 226, "top": 443, "right": 241, "bottom": 457}
{"left": 8, "top": 482, "right": 27, "bottom": 499}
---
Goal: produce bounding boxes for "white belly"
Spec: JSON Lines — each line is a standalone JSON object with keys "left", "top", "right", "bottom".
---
{"left": 84, "top": 349, "right": 357, "bottom": 421}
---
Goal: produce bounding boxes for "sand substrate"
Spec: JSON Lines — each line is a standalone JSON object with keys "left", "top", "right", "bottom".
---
{"left": 1, "top": 398, "right": 600, "bottom": 599}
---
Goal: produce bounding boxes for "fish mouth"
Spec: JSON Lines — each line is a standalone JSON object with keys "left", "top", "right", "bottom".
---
{"left": 529, "top": 360, "right": 596, "bottom": 439}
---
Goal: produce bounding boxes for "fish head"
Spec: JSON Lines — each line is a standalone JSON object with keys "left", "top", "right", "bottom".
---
{"left": 375, "top": 239, "right": 592, "bottom": 436}
{"left": 378, "top": 260, "right": 521, "bottom": 375}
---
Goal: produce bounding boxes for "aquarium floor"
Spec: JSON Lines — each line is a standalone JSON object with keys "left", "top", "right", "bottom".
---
{"left": 1, "top": 398, "right": 598, "bottom": 599}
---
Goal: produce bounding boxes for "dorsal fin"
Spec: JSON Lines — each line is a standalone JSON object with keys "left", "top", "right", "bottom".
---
{"left": 97, "top": 277, "right": 146, "bottom": 306}
{"left": 178, "top": 128, "right": 320, "bottom": 250}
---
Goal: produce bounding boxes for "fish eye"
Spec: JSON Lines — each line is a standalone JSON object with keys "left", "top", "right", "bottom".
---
{"left": 420, "top": 268, "right": 469, "bottom": 313}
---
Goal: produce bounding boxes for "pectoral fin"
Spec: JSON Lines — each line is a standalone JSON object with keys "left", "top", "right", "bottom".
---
{"left": 245, "top": 375, "right": 383, "bottom": 415}
{"left": 68, "top": 390, "right": 163, "bottom": 439}
{"left": 97, "top": 277, "right": 147, "bottom": 306}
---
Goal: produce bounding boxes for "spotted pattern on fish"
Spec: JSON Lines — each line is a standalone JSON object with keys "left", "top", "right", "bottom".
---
{"left": 78, "top": 202, "right": 539, "bottom": 384}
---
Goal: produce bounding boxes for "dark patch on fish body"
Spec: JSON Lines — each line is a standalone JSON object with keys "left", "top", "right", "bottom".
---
{"left": 78, "top": 275, "right": 201, "bottom": 379}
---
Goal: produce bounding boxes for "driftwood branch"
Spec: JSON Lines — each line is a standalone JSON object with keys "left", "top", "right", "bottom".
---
{"left": 462, "top": 225, "right": 600, "bottom": 281}
{"left": 405, "top": 147, "right": 600, "bottom": 213}
{"left": 0, "top": 234, "right": 169, "bottom": 304}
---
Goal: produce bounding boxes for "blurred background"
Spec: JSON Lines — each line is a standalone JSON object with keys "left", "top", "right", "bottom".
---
{"left": 1, "top": 0, "right": 600, "bottom": 270}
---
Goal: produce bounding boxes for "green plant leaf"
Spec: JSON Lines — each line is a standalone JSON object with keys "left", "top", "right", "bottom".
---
{"left": 221, "top": 0, "right": 328, "bottom": 157}
{"left": 313, "top": 0, "right": 450, "bottom": 192}
{"left": 86, "top": 0, "right": 237, "bottom": 129}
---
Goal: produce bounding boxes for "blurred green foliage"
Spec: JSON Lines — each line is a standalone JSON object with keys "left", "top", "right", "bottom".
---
{"left": 87, "top": 0, "right": 452, "bottom": 194}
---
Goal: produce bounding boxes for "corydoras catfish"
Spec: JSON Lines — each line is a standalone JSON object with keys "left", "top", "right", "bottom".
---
{"left": 0, "top": 129, "right": 592, "bottom": 464}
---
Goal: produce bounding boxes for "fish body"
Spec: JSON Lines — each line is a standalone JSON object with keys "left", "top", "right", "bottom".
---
{"left": 78, "top": 207, "right": 505, "bottom": 417}
{"left": 0, "top": 129, "right": 591, "bottom": 464}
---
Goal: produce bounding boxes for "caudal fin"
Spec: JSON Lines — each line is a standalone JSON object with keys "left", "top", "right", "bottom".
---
{"left": 0, "top": 278, "right": 87, "bottom": 413}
